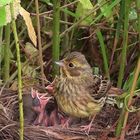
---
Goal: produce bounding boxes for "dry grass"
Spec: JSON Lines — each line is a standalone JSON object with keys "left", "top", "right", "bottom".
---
{"left": 0, "top": 87, "right": 140, "bottom": 140}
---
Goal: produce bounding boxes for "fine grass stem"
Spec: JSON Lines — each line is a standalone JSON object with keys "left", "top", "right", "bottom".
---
{"left": 117, "top": 0, "right": 131, "bottom": 88}
{"left": 115, "top": 0, "right": 132, "bottom": 137}
{"left": 96, "top": 28, "right": 110, "bottom": 79}
{"left": 35, "top": 0, "right": 45, "bottom": 86}
{"left": 120, "top": 57, "right": 140, "bottom": 140}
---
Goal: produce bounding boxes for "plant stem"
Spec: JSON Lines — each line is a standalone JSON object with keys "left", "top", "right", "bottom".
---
{"left": 117, "top": 0, "right": 131, "bottom": 88}
{"left": 115, "top": 108, "right": 126, "bottom": 137}
{"left": 0, "top": 27, "right": 3, "bottom": 45}
{"left": 96, "top": 28, "right": 110, "bottom": 79}
{"left": 136, "top": 0, "right": 140, "bottom": 42}
{"left": 115, "top": 0, "right": 131, "bottom": 137}
{"left": 10, "top": 3, "right": 24, "bottom": 140}
{"left": 109, "top": 0, "right": 125, "bottom": 69}
{"left": 0, "top": 27, "right": 3, "bottom": 80}
{"left": 3, "top": 23, "right": 10, "bottom": 87}
{"left": 62, "top": 0, "right": 69, "bottom": 53}
{"left": 120, "top": 57, "right": 140, "bottom": 140}
{"left": 52, "top": 0, "right": 60, "bottom": 76}
{"left": 35, "top": 0, "right": 45, "bottom": 86}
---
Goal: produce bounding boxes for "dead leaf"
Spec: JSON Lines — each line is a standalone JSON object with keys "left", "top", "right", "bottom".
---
{"left": 10, "top": 80, "right": 18, "bottom": 91}
{"left": 19, "top": 7, "right": 37, "bottom": 46}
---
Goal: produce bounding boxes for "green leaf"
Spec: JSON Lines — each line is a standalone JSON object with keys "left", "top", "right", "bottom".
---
{"left": 62, "top": 8, "right": 77, "bottom": 18}
{"left": 123, "top": 72, "right": 140, "bottom": 91}
{"left": 123, "top": 72, "right": 134, "bottom": 90}
{"left": 98, "top": 0, "right": 113, "bottom": 19}
{"left": 76, "top": 0, "right": 94, "bottom": 25}
{"left": 22, "top": 64, "right": 38, "bottom": 78}
{"left": 93, "top": 67, "right": 99, "bottom": 75}
{"left": 0, "top": 1, "right": 21, "bottom": 27}
{"left": 25, "top": 42, "right": 38, "bottom": 55}
{"left": 0, "top": 7, "right": 6, "bottom": 26}
{"left": 79, "top": 0, "right": 93, "bottom": 9}
{"left": 0, "top": 0, "right": 13, "bottom": 7}
{"left": 90, "top": 0, "right": 121, "bottom": 25}
{"left": 129, "top": 9, "right": 137, "bottom": 20}
{"left": 39, "top": 0, "right": 53, "bottom": 6}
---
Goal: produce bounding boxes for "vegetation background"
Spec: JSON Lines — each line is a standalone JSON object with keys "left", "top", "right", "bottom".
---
{"left": 0, "top": 0, "right": 140, "bottom": 140}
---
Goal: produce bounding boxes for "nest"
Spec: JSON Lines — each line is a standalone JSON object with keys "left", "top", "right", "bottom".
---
{"left": 0, "top": 87, "right": 140, "bottom": 140}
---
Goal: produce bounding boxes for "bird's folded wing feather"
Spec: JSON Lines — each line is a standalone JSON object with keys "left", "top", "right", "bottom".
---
{"left": 86, "top": 75, "right": 111, "bottom": 100}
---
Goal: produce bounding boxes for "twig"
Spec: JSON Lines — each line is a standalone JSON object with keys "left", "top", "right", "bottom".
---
{"left": 31, "top": 0, "right": 79, "bottom": 16}
{"left": 0, "top": 123, "right": 16, "bottom": 132}
{"left": 35, "top": 0, "right": 45, "bottom": 87}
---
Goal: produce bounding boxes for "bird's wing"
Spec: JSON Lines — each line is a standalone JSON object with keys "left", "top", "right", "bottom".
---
{"left": 87, "top": 75, "right": 111, "bottom": 100}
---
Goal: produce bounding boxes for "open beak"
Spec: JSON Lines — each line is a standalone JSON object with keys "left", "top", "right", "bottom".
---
{"left": 55, "top": 60, "right": 64, "bottom": 67}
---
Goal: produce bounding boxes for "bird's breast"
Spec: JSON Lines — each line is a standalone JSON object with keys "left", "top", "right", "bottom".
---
{"left": 54, "top": 77, "right": 102, "bottom": 118}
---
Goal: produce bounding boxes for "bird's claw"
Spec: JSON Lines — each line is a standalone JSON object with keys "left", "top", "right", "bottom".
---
{"left": 62, "top": 120, "right": 69, "bottom": 128}
{"left": 80, "top": 124, "right": 93, "bottom": 134}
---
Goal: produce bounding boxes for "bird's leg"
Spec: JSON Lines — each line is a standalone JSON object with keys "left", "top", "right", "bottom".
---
{"left": 62, "top": 117, "right": 72, "bottom": 128}
{"left": 44, "top": 109, "right": 59, "bottom": 126}
{"left": 42, "top": 113, "right": 50, "bottom": 126}
{"left": 33, "top": 108, "right": 45, "bottom": 125}
{"left": 80, "top": 115, "right": 96, "bottom": 134}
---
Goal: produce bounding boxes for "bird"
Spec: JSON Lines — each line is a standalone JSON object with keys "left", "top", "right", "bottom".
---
{"left": 30, "top": 88, "right": 58, "bottom": 126}
{"left": 48, "top": 51, "right": 112, "bottom": 133}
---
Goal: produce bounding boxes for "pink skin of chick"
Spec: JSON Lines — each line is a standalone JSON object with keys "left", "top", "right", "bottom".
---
{"left": 31, "top": 88, "right": 52, "bottom": 125}
{"left": 45, "top": 84, "right": 54, "bottom": 94}
{"left": 43, "top": 109, "right": 59, "bottom": 126}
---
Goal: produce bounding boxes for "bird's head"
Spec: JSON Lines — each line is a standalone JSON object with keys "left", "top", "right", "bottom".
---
{"left": 55, "top": 52, "right": 92, "bottom": 78}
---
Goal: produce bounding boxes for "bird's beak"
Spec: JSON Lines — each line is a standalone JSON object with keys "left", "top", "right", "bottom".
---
{"left": 55, "top": 60, "right": 64, "bottom": 67}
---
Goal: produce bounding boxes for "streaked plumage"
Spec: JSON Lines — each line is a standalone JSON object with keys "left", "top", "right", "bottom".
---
{"left": 53, "top": 52, "right": 111, "bottom": 120}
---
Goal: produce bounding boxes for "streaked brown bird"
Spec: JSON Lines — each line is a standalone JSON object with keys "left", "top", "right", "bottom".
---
{"left": 51, "top": 52, "right": 112, "bottom": 133}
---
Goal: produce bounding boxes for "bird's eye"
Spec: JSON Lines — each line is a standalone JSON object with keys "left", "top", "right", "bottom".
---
{"left": 68, "top": 62, "right": 74, "bottom": 67}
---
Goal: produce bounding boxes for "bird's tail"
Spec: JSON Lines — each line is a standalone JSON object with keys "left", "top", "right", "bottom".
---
{"left": 106, "top": 87, "right": 124, "bottom": 106}
{"left": 108, "top": 86, "right": 124, "bottom": 96}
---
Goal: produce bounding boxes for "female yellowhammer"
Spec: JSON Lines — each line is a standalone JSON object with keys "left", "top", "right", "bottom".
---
{"left": 47, "top": 51, "right": 112, "bottom": 133}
